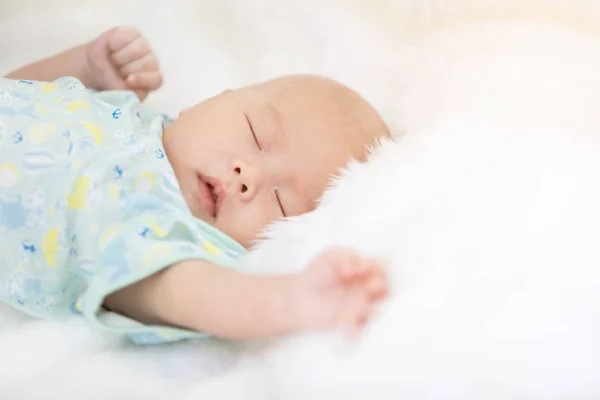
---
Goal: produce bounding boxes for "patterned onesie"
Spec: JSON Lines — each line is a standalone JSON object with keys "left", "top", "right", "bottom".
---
{"left": 0, "top": 77, "right": 245, "bottom": 345}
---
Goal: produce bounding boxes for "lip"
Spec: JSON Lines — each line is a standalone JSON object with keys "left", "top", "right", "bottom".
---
{"left": 196, "top": 175, "right": 224, "bottom": 217}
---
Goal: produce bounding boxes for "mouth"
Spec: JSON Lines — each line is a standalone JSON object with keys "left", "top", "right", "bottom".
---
{"left": 196, "top": 175, "right": 223, "bottom": 218}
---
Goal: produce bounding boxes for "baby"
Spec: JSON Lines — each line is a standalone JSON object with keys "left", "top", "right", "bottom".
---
{"left": 0, "top": 27, "right": 389, "bottom": 344}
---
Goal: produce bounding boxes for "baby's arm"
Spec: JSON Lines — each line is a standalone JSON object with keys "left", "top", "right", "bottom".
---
{"left": 5, "top": 44, "right": 91, "bottom": 84}
{"left": 104, "top": 250, "right": 387, "bottom": 339}
{"left": 6, "top": 27, "right": 162, "bottom": 101}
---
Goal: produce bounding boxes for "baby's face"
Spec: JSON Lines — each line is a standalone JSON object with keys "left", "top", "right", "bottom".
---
{"left": 163, "top": 76, "right": 386, "bottom": 247}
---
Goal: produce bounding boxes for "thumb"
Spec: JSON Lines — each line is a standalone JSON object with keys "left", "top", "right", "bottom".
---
{"left": 131, "top": 89, "right": 149, "bottom": 102}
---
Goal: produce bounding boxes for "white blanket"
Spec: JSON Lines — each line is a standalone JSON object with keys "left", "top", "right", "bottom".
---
{"left": 2, "top": 1, "right": 600, "bottom": 398}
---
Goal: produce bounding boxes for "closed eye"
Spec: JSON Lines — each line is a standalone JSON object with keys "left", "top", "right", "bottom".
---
{"left": 275, "top": 190, "right": 286, "bottom": 217}
{"left": 245, "top": 114, "right": 261, "bottom": 151}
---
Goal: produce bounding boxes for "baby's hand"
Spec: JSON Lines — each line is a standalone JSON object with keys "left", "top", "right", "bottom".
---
{"left": 85, "top": 27, "right": 163, "bottom": 101}
{"left": 291, "top": 249, "right": 388, "bottom": 338}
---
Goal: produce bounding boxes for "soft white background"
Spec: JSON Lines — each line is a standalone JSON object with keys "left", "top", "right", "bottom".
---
{"left": 2, "top": 1, "right": 600, "bottom": 399}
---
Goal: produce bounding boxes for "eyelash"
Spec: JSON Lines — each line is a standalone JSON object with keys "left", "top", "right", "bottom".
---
{"left": 274, "top": 190, "right": 286, "bottom": 217}
{"left": 245, "top": 114, "right": 261, "bottom": 151}
{"left": 245, "top": 114, "right": 286, "bottom": 217}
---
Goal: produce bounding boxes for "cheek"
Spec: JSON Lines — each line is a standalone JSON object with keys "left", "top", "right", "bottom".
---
{"left": 218, "top": 196, "right": 278, "bottom": 242}
{"left": 216, "top": 212, "right": 259, "bottom": 248}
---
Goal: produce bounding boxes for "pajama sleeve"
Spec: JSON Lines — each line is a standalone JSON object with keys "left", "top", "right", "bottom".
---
{"left": 80, "top": 208, "right": 245, "bottom": 345}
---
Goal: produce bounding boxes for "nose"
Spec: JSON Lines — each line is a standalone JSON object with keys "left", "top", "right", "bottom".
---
{"left": 232, "top": 161, "right": 261, "bottom": 202}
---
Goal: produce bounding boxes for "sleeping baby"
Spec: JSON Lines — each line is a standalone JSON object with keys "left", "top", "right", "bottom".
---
{"left": 0, "top": 27, "right": 389, "bottom": 344}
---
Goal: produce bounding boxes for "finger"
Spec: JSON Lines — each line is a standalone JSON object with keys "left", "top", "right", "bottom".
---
{"left": 107, "top": 26, "right": 142, "bottom": 53}
{"left": 338, "top": 290, "right": 369, "bottom": 335}
{"left": 363, "top": 262, "right": 388, "bottom": 297}
{"left": 111, "top": 36, "right": 151, "bottom": 67}
{"left": 361, "top": 260, "right": 383, "bottom": 280}
{"left": 119, "top": 52, "right": 159, "bottom": 77}
{"left": 126, "top": 71, "right": 164, "bottom": 91}
{"left": 342, "top": 260, "right": 376, "bottom": 283}
{"left": 86, "top": 30, "right": 127, "bottom": 90}
{"left": 333, "top": 254, "right": 360, "bottom": 281}
{"left": 96, "top": 62, "right": 128, "bottom": 91}
{"left": 366, "top": 274, "right": 388, "bottom": 300}
{"left": 132, "top": 89, "right": 150, "bottom": 102}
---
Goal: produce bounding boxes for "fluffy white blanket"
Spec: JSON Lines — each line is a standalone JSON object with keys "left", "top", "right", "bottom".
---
{"left": 2, "top": 1, "right": 600, "bottom": 398}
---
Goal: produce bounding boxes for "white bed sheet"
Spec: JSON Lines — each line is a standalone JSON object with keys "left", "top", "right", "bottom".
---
{"left": 2, "top": 1, "right": 600, "bottom": 398}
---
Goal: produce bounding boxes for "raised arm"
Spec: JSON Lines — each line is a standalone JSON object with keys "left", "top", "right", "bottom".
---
{"left": 5, "top": 44, "right": 93, "bottom": 85}
{"left": 5, "top": 27, "right": 163, "bottom": 101}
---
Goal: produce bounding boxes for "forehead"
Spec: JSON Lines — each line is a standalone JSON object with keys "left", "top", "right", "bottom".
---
{"left": 242, "top": 83, "right": 353, "bottom": 152}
